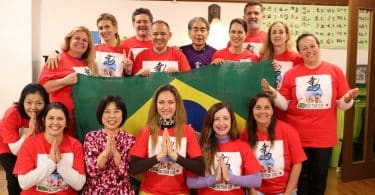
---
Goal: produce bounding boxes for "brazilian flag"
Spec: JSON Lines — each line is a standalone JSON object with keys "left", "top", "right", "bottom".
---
{"left": 72, "top": 60, "right": 274, "bottom": 142}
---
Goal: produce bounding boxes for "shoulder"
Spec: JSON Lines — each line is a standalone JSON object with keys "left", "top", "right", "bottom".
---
{"left": 2, "top": 104, "right": 22, "bottom": 120}
{"left": 119, "top": 130, "right": 136, "bottom": 141}
{"left": 206, "top": 44, "right": 217, "bottom": 52}
{"left": 180, "top": 44, "right": 191, "bottom": 51}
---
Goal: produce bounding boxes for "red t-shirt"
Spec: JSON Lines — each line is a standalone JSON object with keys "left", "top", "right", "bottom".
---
{"left": 0, "top": 105, "right": 29, "bottom": 154}
{"left": 130, "top": 125, "right": 202, "bottom": 195}
{"left": 132, "top": 47, "right": 191, "bottom": 75}
{"left": 211, "top": 47, "right": 259, "bottom": 64}
{"left": 273, "top": 50, "right": 303, "bottom": 121}
{"left": 241, "top": 120, "right": 306, "bottom": 194}
{"left": 120, "top": 36, "right": 153, "bottom": 60}
{"left": 13, "top": 133, "right": 85, "bottom": 195}
{"left": 279, "top": 61, "right": 350, "bottom": 147}
{"left": 196, "top": 139, "right": 262, "bottom": 195}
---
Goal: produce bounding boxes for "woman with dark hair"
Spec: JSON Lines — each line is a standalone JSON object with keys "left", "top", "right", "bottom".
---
{"left": 211, "top": 18, "right": 259, "bottom": 65}
{"left": 187, "top": 102, "right": 262, "bottom": 195}
{"left": 83, "top": 96, "right": 135, "bottom": 194}
{"left": 0, "top": 83, "right": 49, "bottom": 195}
{"left": 261, "top": 33, "right": 359, "bottom": 195}
{"left": 130, "top": 84, "right": 204, "bottom": 195}
{"left": 241, "top": 92, "right": 306, "bottom": 195}
{"left": 13, "top": 102, "right": 86, "bottom": 194}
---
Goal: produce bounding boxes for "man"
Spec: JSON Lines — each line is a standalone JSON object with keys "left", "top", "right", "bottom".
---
{"left": 180, "top": 17, "right": 217, "bottom": 69}
{"left": 242, "top": 0, "right": 266, "bottom": 56}
{"left": 121, "top": 8, "right": 153, "bottom": 59}
{"left": 133, "top": 20, "right": 190, "bottom": 76}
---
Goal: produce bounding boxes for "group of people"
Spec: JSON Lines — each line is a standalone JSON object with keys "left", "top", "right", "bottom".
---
{"left": 0, "top": 0, "right": 360, "bottom": 195}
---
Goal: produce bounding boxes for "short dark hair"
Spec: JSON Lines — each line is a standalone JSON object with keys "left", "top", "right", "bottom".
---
{"left": 188, "top": 17, "right": 210, "bottom": 31}
{"left": 132, "top": 8, "right": 153, "bottom": 23}
{"left": 42, "top": 102, "right": 69, "bottom": 133}
{"left": 16, "top": 83, "right": 50, "bottom": 119}
{"left": 96, "top": 96, "right": 127, "bottom": 127}
{"left": 229, "top": 18, "right": 248, "bottom": 33}
{"left": 244, "top": 0, "right": 264, "bottom": 14}
{"left": 296, "top": 33, "right": 320, "bottom": 52}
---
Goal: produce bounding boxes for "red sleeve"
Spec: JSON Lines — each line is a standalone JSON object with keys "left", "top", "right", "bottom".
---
{"left": 281, "top": 122, "right": 307, "bottom": 164}
{"left": 70, "top": 137, "right": 86, "bottom": 174}
{"left": 240, "top": 141, "right": 262, "bottom": 175}
{"left": 211, "top": 51, "right": 220, "bottom": 64}
{"left": 1, "top": 105, "right": 25, "bottom": 143}
{"left": 132, "top": 52, "right": 144, "bottom": 75}
{"left": 38, "top": 63, "right": 70, "bottom": 85}
{"left": 334, "top": 65, "right": 350, "bottom": 99}
{"left": 279, "top": 69, "right": 293, "bottom": 100}
{"left": 130, "top": 127, "right": 150, "bottom": 157}
{"left": 177, "top": 51, "right": 191, "bottom": 72}
{"left": 185, "top": 125, "right": 202, "bottom": 158}
{"left": 13, "top": 137, "right": 36, "bottom": 175}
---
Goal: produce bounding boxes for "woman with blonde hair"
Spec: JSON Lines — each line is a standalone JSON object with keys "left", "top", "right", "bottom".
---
{"left": 39, "top": 26, "right": 96, "bottom": 137}
{"left": 130, "top": 84, "right": 204, "bottom": 195}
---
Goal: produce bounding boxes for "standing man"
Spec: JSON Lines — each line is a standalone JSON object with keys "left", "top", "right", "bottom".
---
{"left": 180, "top": 17, "right": 217, "bottom": 69}
{"left": 242, "top": 0, "right": 266, "bottom": 56}
{"left": 121, "top": 8, "right": 154, "bottom": 59}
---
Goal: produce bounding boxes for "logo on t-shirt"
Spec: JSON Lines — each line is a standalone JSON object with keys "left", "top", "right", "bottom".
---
{"left": 255, "top": 141, "right": 285, "bottom": 179}
{"left": 296, "top": 74, "right": 332, "bottom": 109}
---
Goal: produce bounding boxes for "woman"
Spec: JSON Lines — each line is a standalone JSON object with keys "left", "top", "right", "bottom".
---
{"left": 39, "top": 26, "right": 96, "bottom": 137}
{"left": 242, "top": 92, "right": 306, "bottom": 195}
{"left": 83, "top": 96, "right": 135, "bottom": 194}
{"left": 47, "top": 13, "right": 133, "bottom": 76}
{"left": 261, "top": 33, "right": 359, "bottom": 195}
{"left": 13, "top": 102, "right": 86, "bottom": 194}
{"left": 130, "top": 84, "right": 204, "bottom": 195}
{"left": 260, "top": 21, "right": 303, "bottom": 121}
{"left": 187, "top": 102, "right": 262, "bottom": 195}
{"left": 0, "top": 83, "right": 49, "bottom": 195}
{"left": 211, "top": 18, "right": 259, "bottom": 65}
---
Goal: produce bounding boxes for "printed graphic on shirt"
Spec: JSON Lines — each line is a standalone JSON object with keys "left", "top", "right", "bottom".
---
{"left": 243, "top": 42, "right": 262, "bottom": 57}
{"left": 210, "top": 152, "right": 242, "bottom": 191}
{"left": 73, "top": 66, "right": 92, "bottom": 76}
{"left": 35, "top": 153, "right": 74, "bottom": 193}
{"left": 148, "top": 136, "right": 187, "bottom": 176}
{"left": 143, "top": 61, "right": 178, "bottom": 73}
{"left": 275, "top": 61, "right": 293, "bottom": 90}
{"left": 96, "top": 51, "right": 124, "bottom": 77}
{"left": 255, "top": 140, "right": 284, "bottom": 179}
{"left": 296, "top": 74, "right": 332, "bottom": 109}
{"left": 131, "top": 48, "right": 148, "bottom": 58}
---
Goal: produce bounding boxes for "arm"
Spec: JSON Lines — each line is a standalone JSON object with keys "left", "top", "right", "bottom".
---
{"left": 284, "top": 163, "right": 302, "bottom": 195}
{"left": 42, "top": 72, "right": 78, "bottom": 93}
{"left": 186, "top": 175, "right": 216, "bottom": 189}
{"left": 261, "top": 79, "right": 288, "bottom": 110}
{"left": 228, "top": 172, "right": 262, "bottom": 188}
{"left": 56, "top": 158, "right": 86, "bottom": 190}
{"left": 8, "top": 136, "right": 26, "bottom": 155}
{"left": 130, "top": 155, "right": 159, "bottom": 174}
{"left": 176, "top": 156, "right": 205, "bottom": 175}
{"left": 337, "top": 88, "right": 359, "bottom": 110}
{"left": 17, "top": 159, "right": 56, "bottom": 189}
{"left": 45, "top": 50, "right": 60, "bottom": 69}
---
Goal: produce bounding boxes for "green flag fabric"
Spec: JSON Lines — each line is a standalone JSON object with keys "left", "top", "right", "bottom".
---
{"left": 72, "top": 60, "right": 275, "bottom": 142}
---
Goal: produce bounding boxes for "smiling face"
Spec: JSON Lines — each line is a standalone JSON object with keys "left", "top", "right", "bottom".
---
{"left": 229, "top": 22, "right": 247, "bottom": 48}
{"left": 243, "top": 5, "right": 263, "bottom": 31}
{"left": 102, "top": 102, "right": 122, "bottom": 131}
{"left": 253, "top": 97, "right": 273, "bottom": 130}
{"left": 151, "top": 23, "right": 171, "bottom": 52}
{"left": 298, "top": 36, "right": 320, "bottom": 66}
{"left": 157, "top": 91, "right": 176, "bottom": 120}
{"left": 133, "top": 13, "right": 152, "bottom": 38}
{"left": 97, "top": 19, "right": 117, "bottom": 44}
{"left": 69, "top": 31, "right": 89, "bottom": 57}
{"left": 45, "top": 108, "right": 67, "bottom": 137}
{"left": 189, "top": 20, "right": 209, "bottom": 48}
{"left": 213, "top": 108, "right": 231, "bottom": 137}
{"left": 23, "top": 92, "right": 45, "bottom": 118}
{"left": 270, "top": 22, "right": 288, "bottom": 48}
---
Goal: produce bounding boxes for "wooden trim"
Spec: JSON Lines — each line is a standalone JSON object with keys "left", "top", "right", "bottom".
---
{"left": 147, "top": 0, "right": 348, "bottom": 6}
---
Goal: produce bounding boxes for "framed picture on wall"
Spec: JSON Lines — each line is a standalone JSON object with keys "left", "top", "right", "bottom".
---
{"left": 356, "top": 64, "right": 367, "bottom": 84}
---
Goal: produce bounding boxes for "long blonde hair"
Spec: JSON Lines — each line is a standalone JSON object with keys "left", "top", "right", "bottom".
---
{"left": 260, "top": 21, "right": 292, "bottom": 61}
{"left": 61, "top": 26, "right": 98, "bottom": 76}
{"left": 147, "top": 84, "right": 187, "bottom": 152}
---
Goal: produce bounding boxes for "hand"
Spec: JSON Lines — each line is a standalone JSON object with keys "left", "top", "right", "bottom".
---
{"left": 165, "top": 67, "right": 178, "bottom": 75}
{"left": 215, "top": 155, "right": 223, "bottom": 182}
{"left": 123, "top": 50, "right": 133, "bottom": 76}
{"left": 46, "top": 51, "right": 60, "bottom": 70}
{"left": 344, "top": 88, "right": 359, "bottom": 103}
{"left": 211, "top": 58, "right": 225, "bottom": 65}
{"left": 219, "top": 156, "right": 230, "bottom": 182}
{"left": 135, "top": 68, "right": 151, "bottom": 77}
{"left": 103, "top": 134, "right": 112, "bottom": 157}
{"left": 25, "top": 112, "right": 37, "bottom": 138}
{"left": 49, "top": 138, "right": 61, "bottom": 163}
{"left": 156, "top": 129, "right": 168, "bottom": 161}
{"left": 261, "top": 79, "right": 277, "bottom": 98}
{"left": 272, "top": 59, "right": 281, "bottom": 71}
{"left": 166, "top": 135, "right": 178, "bottom": 161}
{"left": 63, "top": 72, "right": 78, "bottom": 85}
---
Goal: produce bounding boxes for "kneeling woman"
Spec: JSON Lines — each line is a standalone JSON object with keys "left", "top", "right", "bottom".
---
{"left": 13, "top": 103, "right": 86, "bottom": 194}
{"left": 187, "top": 102, "right": 262, "bottom": 195}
